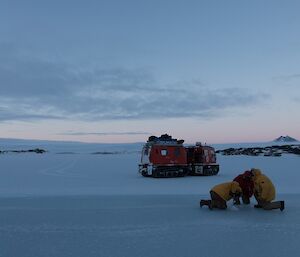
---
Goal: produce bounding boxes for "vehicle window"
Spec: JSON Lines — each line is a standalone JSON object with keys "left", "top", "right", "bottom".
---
{"left": 161, "top": 149, "right": 168, "bottom": 156}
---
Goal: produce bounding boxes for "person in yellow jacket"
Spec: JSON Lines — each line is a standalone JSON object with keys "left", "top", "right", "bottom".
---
{"left": 251, "top": 168, "right": 284, "bottom": 211}
{"left": 200, "top": 181, "right": 242, "bottom": 210}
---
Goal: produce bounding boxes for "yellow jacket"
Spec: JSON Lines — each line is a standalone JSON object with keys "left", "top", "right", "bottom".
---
{"left": 211, "top": 181, "right": 242, "bottom": 201}
{"left": 252, "top": 169, "right": 275, "bottom": 202}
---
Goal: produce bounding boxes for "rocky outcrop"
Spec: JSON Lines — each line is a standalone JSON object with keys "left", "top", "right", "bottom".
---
{"left": 216, "top": 145, "right": 300, "bottom": 157}
{"left": 0, "top": 148, "right": 46, "bottom": 154}
{"left": 91, "top": 151, "right": 124, "bottom": 155}
{"left": 91, "top": 150, "right": 139, "bottom": 155}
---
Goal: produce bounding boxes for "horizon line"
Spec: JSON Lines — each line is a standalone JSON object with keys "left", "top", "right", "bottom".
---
{"left": 0, "top": 136, "right": 298, "bottom": 146}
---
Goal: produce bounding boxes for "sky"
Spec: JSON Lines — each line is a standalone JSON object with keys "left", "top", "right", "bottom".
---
{"left": 0, "top": 0, "right": 300, "bottom": 144}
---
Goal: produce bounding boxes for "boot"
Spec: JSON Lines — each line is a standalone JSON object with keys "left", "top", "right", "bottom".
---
{"left": 200, "top": 200, "right": 212, "bottom": 209}
{"left": 200, "top": 200, "right": 208, "bottom": 208}
{"left": 254, "top": 204, "right": 262, "bottom": 208}
{"left": 280, "top": 201, "right": 285, "bottom": 211}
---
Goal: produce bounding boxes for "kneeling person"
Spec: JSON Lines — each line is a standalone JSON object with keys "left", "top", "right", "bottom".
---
{"left": 233, "top": 170, "right": 254, "bottom": 205}
{"left": 200, "top": 181, "right": 242, "bottom": 210}
{"left": 251, "top": 168, "right": 284, "bottom": 211}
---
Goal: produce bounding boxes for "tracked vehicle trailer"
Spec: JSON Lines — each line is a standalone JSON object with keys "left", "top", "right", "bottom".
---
{"left": 186, "top": 143, "right": 219, "bottom": 176}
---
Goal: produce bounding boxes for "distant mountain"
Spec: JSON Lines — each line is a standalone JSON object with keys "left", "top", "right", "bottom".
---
{"left": 274, "top": 135, "right": 298, "bottom": 142}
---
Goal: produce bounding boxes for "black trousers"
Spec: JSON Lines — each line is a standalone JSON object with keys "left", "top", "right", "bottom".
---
{"left": 210, "top": 190, "right": 227, "bottom": 209}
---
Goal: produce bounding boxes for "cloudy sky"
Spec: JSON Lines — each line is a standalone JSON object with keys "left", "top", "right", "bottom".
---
{"left": 0, "top": 0, "right": 299, "bottom": 143}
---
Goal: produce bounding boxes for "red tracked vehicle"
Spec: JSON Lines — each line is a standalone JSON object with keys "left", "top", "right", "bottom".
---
{"left": 138, "top": 134, "right": 219, "bottom": 178}
{"left": 138, "top": 134, "right": 188, "bottom": 178}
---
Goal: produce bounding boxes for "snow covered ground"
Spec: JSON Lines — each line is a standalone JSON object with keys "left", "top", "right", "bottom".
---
{"left": 0, "top": 141, "right": 299, "bottom": 257}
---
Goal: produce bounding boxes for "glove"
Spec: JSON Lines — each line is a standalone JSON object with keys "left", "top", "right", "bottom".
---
{"left": 233, "top": 194, "right": 241, "bottom": 205}
{"left": 233, "top": 197, "right": 241, "bottom": 205}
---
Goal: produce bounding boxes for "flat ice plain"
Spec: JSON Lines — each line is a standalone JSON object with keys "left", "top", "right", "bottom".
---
{"left": 0, "top": 141, "right": 299, "bottom": 257}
